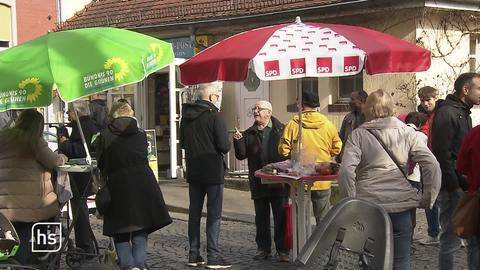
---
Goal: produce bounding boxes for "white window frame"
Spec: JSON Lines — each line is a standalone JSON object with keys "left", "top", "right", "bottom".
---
{"left": 469, "top": 35, "right": 479, "bottom": 72}
{"left": 0, "top": 0, "right": 17, "bottom": 47}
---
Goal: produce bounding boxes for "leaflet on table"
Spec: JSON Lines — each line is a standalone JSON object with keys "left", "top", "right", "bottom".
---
{"left": 276, "top": 172, "right": 302, "bottom": 180}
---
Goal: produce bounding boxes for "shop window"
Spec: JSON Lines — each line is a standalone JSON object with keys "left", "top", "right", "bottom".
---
{"left": 469, "top": 35, "right": 479, "bottom": 72}
{"left": 300, "top": 77, "right": 318, "bottom": 93}
{"left": 338, "top": 72, "right": 363, "bottom": 102}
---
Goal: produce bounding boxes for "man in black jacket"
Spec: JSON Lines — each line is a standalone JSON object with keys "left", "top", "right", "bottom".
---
{"left": 180, "top": 84, "right": 231, "bottom": 269}
{"left": 431, "top": 72, "right": 480, "bottom": 270}
{"left": 233, "top": 100, "right": 289, "bottom": 262}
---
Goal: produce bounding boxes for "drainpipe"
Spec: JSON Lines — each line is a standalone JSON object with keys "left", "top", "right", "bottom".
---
{"left": 57, "top": 0, "right": 62, "bottom": 22}
{"left": 168, "top": 60, "right": 180, "bottom": 179}
{"left": 425, "top": 0, "right": 480, "bottom": 11}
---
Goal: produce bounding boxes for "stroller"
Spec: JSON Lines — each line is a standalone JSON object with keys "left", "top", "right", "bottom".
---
{"left": 293, "top": 198, "right": 393, "bottom": 270}
{"left": 0, "top": 212, "right": 21, "bottom": 268}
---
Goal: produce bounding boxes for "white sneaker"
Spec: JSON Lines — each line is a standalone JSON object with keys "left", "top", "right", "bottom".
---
{"left": 419, "top": 236, "right": 439, "bottom": 245}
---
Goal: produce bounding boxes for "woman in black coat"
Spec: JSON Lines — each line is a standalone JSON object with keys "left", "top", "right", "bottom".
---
{"left": 95, "top": 102, "right": 172, "bottom": 270}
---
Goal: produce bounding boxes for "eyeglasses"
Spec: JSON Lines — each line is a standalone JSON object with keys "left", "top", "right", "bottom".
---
{"left": 251, "top": 107, "right": 270, "bottom": 113}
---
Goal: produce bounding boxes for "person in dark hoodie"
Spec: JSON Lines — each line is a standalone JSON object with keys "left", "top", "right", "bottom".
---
{"left": 233, "top": 100, "right": 289, "bottom": 262}
{"left": 94, "top": 102, "right": 172, "bottom": 270}
{"left": 59, "top": 100, "right": 97, "bottom": 256}
{"left": 179, "top": 83, "right": 231, "bottom": 269}
{"left": 431, "top": 72, "right": 480, "bottom": 270}
{"left": 88, "top": 94, "right": 108, "bottom": 131}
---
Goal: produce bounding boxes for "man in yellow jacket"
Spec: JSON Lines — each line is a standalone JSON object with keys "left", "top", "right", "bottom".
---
{"left": 278, "top": 88, "right": 342, "bottom": 225}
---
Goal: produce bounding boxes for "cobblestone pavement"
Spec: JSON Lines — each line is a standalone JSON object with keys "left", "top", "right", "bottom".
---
{"left": 81, "top": 211, "right": 468, "bottom": 270}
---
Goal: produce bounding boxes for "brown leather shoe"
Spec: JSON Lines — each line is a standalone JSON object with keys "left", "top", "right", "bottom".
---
{"left": 253, "top": 250, "right": 271, "bottom": 260}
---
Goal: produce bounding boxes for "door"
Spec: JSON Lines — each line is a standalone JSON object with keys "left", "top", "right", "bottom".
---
{"left": 235, "top": 68, "right": 270, "bottom": 130}
{"left": 233, "top": 68, "right": 270, "bottom": 173}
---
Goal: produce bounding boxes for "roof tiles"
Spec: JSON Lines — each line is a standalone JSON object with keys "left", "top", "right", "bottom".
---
{"left": 57, "top": 0, "right": 348, "bottom": 30}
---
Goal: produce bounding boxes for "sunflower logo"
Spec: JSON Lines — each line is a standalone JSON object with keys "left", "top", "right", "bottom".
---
{"left": 18, "top": 78, "right": 42, "bottom": 103}
{"left": 150, "top": 43, "right": 164, "bottom": 63}
{"left": 104, "top": 57, "right": 129, "bottom": 81}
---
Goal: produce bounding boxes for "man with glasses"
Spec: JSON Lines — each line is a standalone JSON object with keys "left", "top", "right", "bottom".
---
{"left": 233, "top": 100, "right": 289, "bottom": 262}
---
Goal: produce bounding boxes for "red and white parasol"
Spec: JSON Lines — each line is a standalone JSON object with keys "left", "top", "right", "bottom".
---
{"left": 180, "top": 17, "right": 430, "bottom": 85}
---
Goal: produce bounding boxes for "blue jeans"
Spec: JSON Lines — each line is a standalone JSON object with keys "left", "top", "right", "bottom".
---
{"left": 438, "top": 190, "right": 479, "bottom": 270}
{"left": 188, "top": 183, "right": 224, "bottom": 261}
{"left": 113, "top": 230, "right": 148, "bottom": 270}
{"left": 425, "top": 201, "right": 439, "bottom": 238}
{"left": 389, "top": 210, "right": 413, "bottom": 270}
{"left": 253, "top": 196, "right": 287, "bottom": 253}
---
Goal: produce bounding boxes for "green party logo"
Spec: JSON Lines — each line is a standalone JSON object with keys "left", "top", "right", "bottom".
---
{"left": 150, "top": 43, "right": 164, "bottom": 63}
{"left": 146, "top": 43, "right": 165, "bottom": 71}
{"left": 83, "top": 57, "right": 129, "bottom": 90}
{"left": 19, "top": 77, "right": 42, "bottom": 103}
{"left": 104, "top": 57, "right": 129, "bottom": 81}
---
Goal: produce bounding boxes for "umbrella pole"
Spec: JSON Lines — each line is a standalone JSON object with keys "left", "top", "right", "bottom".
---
{"left": 73, "top": 109, "right": 92, "bottom": 164}
{"left": 297, "top": 83, "right": 302, "bottom": 164}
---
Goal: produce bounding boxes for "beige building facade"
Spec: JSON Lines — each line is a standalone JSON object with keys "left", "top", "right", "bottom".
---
{"left": 57, "top": 0, "right": 480, "bottom": 176}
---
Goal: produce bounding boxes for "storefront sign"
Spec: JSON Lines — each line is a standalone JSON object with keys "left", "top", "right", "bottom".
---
{"left": 165, "top": 36, "right": 209, "bottom": 58}
{"left": 165, "top": 37, "right": 194, "bottom": 58}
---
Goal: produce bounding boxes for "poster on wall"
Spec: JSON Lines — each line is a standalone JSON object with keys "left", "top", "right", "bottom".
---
{"left": 145, "top": 129, "right": 159, "bottom": 181}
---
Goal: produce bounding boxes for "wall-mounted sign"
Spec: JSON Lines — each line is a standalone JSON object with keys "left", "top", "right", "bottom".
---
{"left": 165, "top": 37, "right": 194, "bottom": 58}
{"left": 165, "top": 36, "right": 210, "bottom": 58}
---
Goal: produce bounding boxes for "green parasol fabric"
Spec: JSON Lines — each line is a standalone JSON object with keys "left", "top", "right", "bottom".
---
{"left": 0, "top": 27, "right": 173, "bottom": 111}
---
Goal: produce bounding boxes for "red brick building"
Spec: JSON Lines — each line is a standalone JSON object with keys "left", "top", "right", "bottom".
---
{"left": 16, "top": 0, "right": 58, "bottom": 43}
{"left": 1, "top": 0, "right": 58, "bottom": 48}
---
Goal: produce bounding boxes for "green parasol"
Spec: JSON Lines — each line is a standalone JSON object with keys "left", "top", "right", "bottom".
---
{"left": 0, "top": 27, "right": 173, "bottom": 111}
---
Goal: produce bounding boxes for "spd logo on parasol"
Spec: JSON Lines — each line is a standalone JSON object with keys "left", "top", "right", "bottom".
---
{"left": 264, "top": 60, "right": 280, "bottom": 77}
{"left": 290, "top": 58, "right": 306, "bottom": 75}
{"left": 316, "top": 57, "right": 332, "bottom": 74}
{"left": 344, "top": 56, "right": 360, "bottom": 72}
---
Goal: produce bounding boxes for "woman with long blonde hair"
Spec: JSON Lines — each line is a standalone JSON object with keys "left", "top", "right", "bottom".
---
{"left": 338, "top": 89, "right": 441, "bottom": 270}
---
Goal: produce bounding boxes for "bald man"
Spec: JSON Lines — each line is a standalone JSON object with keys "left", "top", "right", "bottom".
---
{"left": 233, "top": 100, "right": 290, "bottom": 262}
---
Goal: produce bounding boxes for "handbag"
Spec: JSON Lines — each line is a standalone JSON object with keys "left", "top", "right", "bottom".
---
{"left": 95, "top": 176, "right": 111, "bottom": 215}
{"left": 94, "top": 132, "right": 115, "bottom": 215}
{"left": 452, "top": 191, "right": 480, "bottom": 238}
